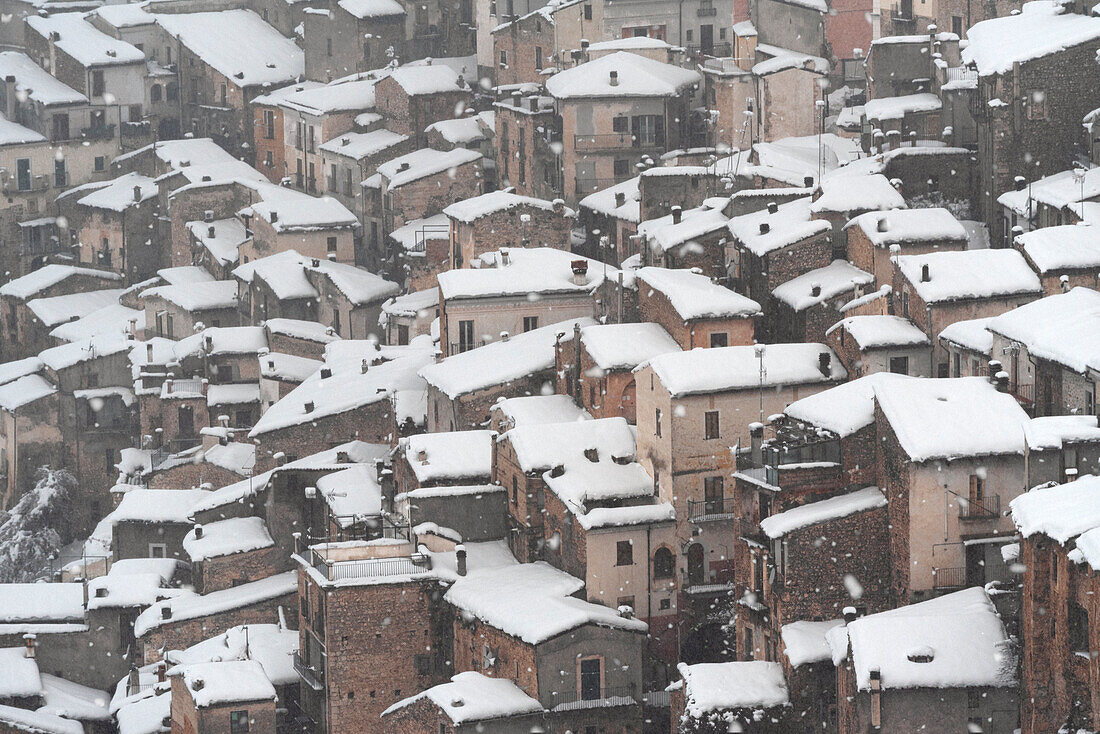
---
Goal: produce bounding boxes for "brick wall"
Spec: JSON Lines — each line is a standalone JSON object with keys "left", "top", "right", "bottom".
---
{"left": 193, "top": 545, "right": 285, "bottom": 593}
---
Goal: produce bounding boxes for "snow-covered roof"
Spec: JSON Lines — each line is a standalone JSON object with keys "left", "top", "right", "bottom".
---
{"left": 39, "top": 332, "right": 132, "bottom": 370}
{"left": 675, "top": 661, "right": 789, "bottom": 717}
{"left": 961, "top": 1, "right": 1100, "bottom": 77}
{"left": 781, "top": 619, "right": 845, "bottom": 667}
{"left": 376, "top": 148, "right": 482, "bottom": 188}
{"left": 0, "top": 52, "right": 85, "bottom": 106}
{"left": 846, "top": 207, "right": 968, "bottom": 247}
{"left": 443, "top": 562, "right": 647, "bottom": 644}
{"left": 438, "top": 247, "right": 614, "bottom": 300}
{"left": 425, "top": 116, "right": 489, "bottom": 145}
{"left": 182, "top": 516, "right": 274, "bottom": 563}
{"left": 115, "top": 691, "right": 169, "bottom": 734}
{"left": 156, "top": 266, "right": 215, "bottom": 286}
{"left": 638, "top": 206, "right": 729, "bottom": 254}
{"left": 402, "top": 430, "right": 493, "bottom": 484}
{"left": 0, "top": 357, "right": 43, "bottom": 386}
{"left": 27, "top": 289, "right": 126, "bottom": 328}
{"left": 1018, "top": 224, "right": 1100, "bottom": 273}
{"left": 38, "top": 674, "right": 110, "bottom": 722}
{"left": 0, "top": 373, "right": 56, "bottom": 411}
{"left": 386, "top": 64, "right": 466, "bottom": 95}
{"left": 752, "top": 44, "right": 829, "bottom": 76}
{"left": 0, "top": 264, "right": 121, "bottom": 299}
{"left": 75, "top": 172, "right": 157, "bottom": 211}
{"left": 85, "top": 562, "right": 183, "bottom": 611}
{"left": 0, "top": 583, "right": 85, "bottom": 625}
{"left": 443, "top": 190, "right": 564, "bottom": 223}
{"left": 310, "top": 259, "right": 401, "bottom": 305}
{"left": 937, "top": 316, "right": 994, "bottom": 355}
{"left": 826, "top": 315, "right": 930, "bottom": 350}
{"left": 772, "top": 260, "right": 874, "bottom": 311}
{"left": 233, "top": 250, "right": 317, "bottom": 301}
{"left": 315, "top": 465, "right": 383, "bottom": 525}
{"left": 760, "top": 487, "right": 886, "bottom": 538}
{"left": 645, "top": 343, "right": 845, "bottom": 397}
{"left": 545, "top": 52, "right": 701, "bottom": 99}
{"left": 279, "top": 77, "right": 378, "bottom": 115}
{"left": 873, "top": 376, "right": 1028, "bottom": 461}
{"left": 380, "top": 289, "right": 438, "bottom": 321}
{"left": 161, "top": 623, "right": 298, "bottom": 688}
{"left": 245, "top": 185, "right": 357, "bottom": 232}
{"left": 388, "top": 213, "right": 450, "bottom": 250}
{"left": 318, "top": 129, "right": 407, "bottom": 160}
{"left": 0, "top": 705, "right": 82, "bottom": 734}
{"left": 383, "top": 672, "right": 544, "bottom": 724}
{"left": 1011, "top": 474, "right": 1100, "bottom": 542}
{"left": 784, "top": 372, "right": 911, "bottom": 437}
{"left": 264, "top": 318, "right": 341, "bottom": 343}
{"left": 636, "top": 267, "right": 761, "bottom": 321}
{"left": 578, "top": 177, "right": 640, "bottom": 223}
{"left": 337, "top": 0, "right": 404, "bottom": 17}
{"left": 810, "top": 174, "right": 906, "bottom": 214}
{"left": 0, "top": 646, "right": 41, "bottom": 698}
{"left": 896, "top": 249, "right": 1042, "bottom": 303}
{"left": 134, "top": 572, "right": 296, "bottom": 637}
{"left": 490, "top": 395, "right": 592, "bottom": 428}
{"left": 110, "top": 488, "right": 209, "bottom": 524}
{"left": 579, "top": 322, "right": 680, "bottom": 371}
{"left": 587, "top": 36, "right": 672, "bottom": 51}
{"left": 26, "top": 14, "right": 144, "bottom": 67}
{"left": 92, "top": 3, "right": 156, "bottom": 28}
{"left": 1072, "top": 525, "right": 1100, "bottom": 572}
{"left": 156, "top": 10, "right": 304, "bottom": 87}
{"left": 1024, "top": 415, "right": 1100, "bottom": 451}
{"left": 179, "top": 660, "right": 276, "bottom": 708}
{"left": 419, "top": 317, "right": 595, "bottom": 399}
{"left": 140, "top": 280, "right": 237, "bottom": 312}
{"left": 728, "top": 197, "right": 830, "bottom": 256}
{"left": 863, "top": 92, "right": 942, "bottom": 122}
{"left": 187, "top": 218, "right": 248, "bottom": 267}
{"left": 833, "top": 587, "right": 1014, "bottom": 691}
{"left": 986, "top": 288, "right": 1100, "bottom": 374}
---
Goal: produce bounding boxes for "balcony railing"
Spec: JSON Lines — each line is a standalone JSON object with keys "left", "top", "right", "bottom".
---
{"left": 293, "top": 651, "right": 325, "bottom": 691}
{"left": 959, "top": 493, "right": 1001, "bottom": 520}
{"left": 697, "top": 5, "right": 717, "bottom": 15}
{"left": 932, "top": 566, "right": 966, "bottom": 589}
{"left": 1013, "top": 382, "right": 1034, "bottom": 405}
{"left": 548, "top": 684, "right": 637, "bottom": 712}
{"left": 688, "top": 494, "right": 738, "bottom": 522}
{"left": 685, "top": 43, "right": 733, "bottom": 58}
{"left": 573, "top": 133, "right": 664, "bottom": 152}
{"left": 80, "top": 124, "right": 116, "bottom": 141}
{"left": 407, "top": 223, "right": 449, "bottom": 253}
{"left": 303, "top": 544, "right": 431, "bottom": 582}
{"left": 703, "top": 57, "right": 753, "bottom": 74}
{"left": 448, "top": 341, "right": 484, "bottom": 354}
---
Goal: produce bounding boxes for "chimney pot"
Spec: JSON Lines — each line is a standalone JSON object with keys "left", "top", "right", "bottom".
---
{"left": 571, "top": 259, "right": 589, "bottom": 286}
{"left": 766, "top": 201, "right": 778, "bottom": 214}
{"left": 1014, "top": 175, "right": 1027, "bottom": 191}
{"left": 23, "top": 634, "right": 35, "bottom": 658}
{"left": 193, "top": 524, "right": 203, "bottom": 539}
{"left": 758, "top": 222, "right": 770, "bottom": 235}
{"left": 921, "top": 263, "right": 930, "bottom": 282}
{"left": 615, "top": 192, "right": 626, "bottom": 207}
{"left": 500, "top": 248, "right": 510, "bottom": 266}
{"left": 803, "top": 176, "right": 814, "bottom": 187}
{"left": 818, "top": 352, "right": 832, "bottom": 376}
{"left": 304, "top": 401, "right": 315, "bottom": 413}
{"left": 843, "top": 606, "right": 858, "bottom": 623}
{"left": 810, "top": 282, "right": 821, "bottom": 297}
{"left": 320, "top": 367, "right": 332, "bottom": 379}
{"left": 133, "top": 185, "right": 142, "bottom": 202}
{"left": 398, "top": 162, "right": 410, "bottom": 172}
{"left": 671, "top": 205, "right": 682, "bottom": 224}
{"left": 204, "top": 210, "right": 214, "bottom": 223}
{"left": 500, "top": 331, "right": 509, "bottom": 342}
{"left": 270, "top": 210, "right": 278, "bottom": 223}
{"left": 609, "top": 70, "right": 619, "bottom": 86}
{"left": 456, "top": 544, "right": 467, "bottom": 576}
{"left": 161, "top": 605, "right": 172, "bottom": 620}
{"left": 361, "top": 359, "right": 369, "bottom": 374}
{"left": 156, "top": 663, "right": 167, "bottom": 683}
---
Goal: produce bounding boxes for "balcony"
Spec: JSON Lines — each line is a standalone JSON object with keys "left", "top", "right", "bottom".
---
{"left": 573, "top": 133, "right": 664, "bottom": 153}
{"left": 697, "top": 5, "right": 717, "bottom": 15}
{"left": 406, "top": 223, "right": 449, "bottom": 254}
{"left": 293, "top": 651, "right": 325, "bottom": 691}
{"left": 80, "top": 124, "right": 116, "bottom": 141}
{"left": 448, "top": 340, "right": 484, "bottom": 355}
{"left": 685, "top": 43, "right": 733, "bottom": 59}
{"left": 548, "top": 684, "right": 637, "bottom": 712}
{"left": 703, "top": 57, "right": 753, "bottom": 75}
{"left": 688, "top": 494, "right": 738, "bottom": 522}
{"left": 301, "top": 542, "right": 430, "bottom": 583}
{"left": 958, "top": 493, "right": 1001, "bottom": 520}
{"left": 932, "top": 566, "right": 965, "bottom": 590}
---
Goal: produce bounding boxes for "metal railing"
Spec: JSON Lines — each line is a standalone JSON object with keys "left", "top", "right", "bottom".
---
{"left": 163, "top": 378, "right": 204, "bottom": 395}
{"left": 573, "top": 133, "right": 664, "bottom": 152}
{"left": 448, "top": 340, "right": 484, "bottom": 354}
{"left": 945, "top": 67, "right": 977, "bottom": 84}
{"left": 932, "top": 566, "right": 966, "bottom": 589}
{"left": 685, "top": 43, "right": 733, "bottom": 58}
{"left": 1013, "top": 382, "right": 1034, "bottom": 404}
{"left": 703, "top": 57, "right": 753, "bottom": 74}
{"left": 303, "top": 545, "right": 431, "bottom": 582}
{"left": 959, "top": 493, "right": 1001, "bottom": 520}
{"left": 81, "top": 124, "right": 115, "bottom": 141}
{"left": 548, "top": 684, "right": 637, "bottom": 711}
{"left": 408, "top": 223, "right": 449, "bottom": 253}
{"left": 293, "top": 652, "right": 324, "bottom": 691}
{"left": 688, "top": 494, "right": 738, "bottom": 522}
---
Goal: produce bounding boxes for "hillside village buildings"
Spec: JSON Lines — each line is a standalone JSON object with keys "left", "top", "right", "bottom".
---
{"left": 0, "top": 0, "right": 1096, "bottom": 731}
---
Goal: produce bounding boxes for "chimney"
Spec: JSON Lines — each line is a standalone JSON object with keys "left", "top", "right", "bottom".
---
{"left": 877, "top": 217, "right": 890, "bottom": 233}
{"left": 201, "top": 175, "right": 211, "bottom": 182}
{"left": 146, "top": 342, "right": 154, "bottom": 360}
{"left": 417, "top": 447, "right": 428, "bottom": 463}
{"left": 204, "top": 210, "right": 214, "bottom": 223}
{"left": 23, "top": 634, "right": 35, "bottom": 659}
{"left": 304, "top": 401, "right": 315, "bottom": 413}
{"left": 500, "top": 331, "right": 510, "bottom": 342}
{"left": 1014, "top": 175, "right": 1027, "bottom": 191}
{"left": 320, "top": 367, "right": 332, "bottom": 379}
{"left": 583, "top": 447, "right": 599, "bottom": 462}
{"left": 571, "top": 259, "right": 589, "bottom": 286}
{"left": 818, "top": 352, "right": 832, "bottom": 377}
{"left": 671, "top": 205, "right": 682, "bottom": 224}
{"left": 341, "top": 137, "right": 349, "bottom": 146}
{"left": 361, "top": 359, "right": 369, "bottom": 374}
{"left": 500, "top": 247, "right": 510, "bottom": 266}
{"left": 275, "top": 452, "right": 287, "bottom": 466}
{"left": 455, "top": 544, "right": 467, "bottom": 576}
{"left": 191, "top": 677, "right": 204, "bottom": 691}
{"left": 270, "top": 211, "right": 278, "bottom": 223}
{"left": 552, "top": 198, "right": 564, "bottom": 212}
{"left": 609, "top": 70, "right": 619, "bottom": 86}
{"left": 193, "top": 524, "right": 203, "bottom": 539}
{"left": 749, "top": 422, "right": 763, "bottom": 466}
{"left": 201, "top": 379, "right": 209, "bottom": 396}
{"left": 1060, "top": 274, "right": 1071, "bottom": 293}
{"left": 843, "top": 605, "right": 858, "bottom": 624}
{"left": 810, "top": 282, "right": 821, "bottom": 298}
{"left": 206, "top": 224, "right": 216, "bottom": 238}
{"left": 398, "top": 162, "right": 410, "bottom": 172}
{"left": 528, "top": 96, "right": 539, "bottom": 111}
{"left": 161, "top": 605, "right": 172, "bottom": 620}
{"left": 766, "top": 201, "right": 778, "bottom": 214}
{"left": 549, "top": 464, "right": 565, "bottom": 478}
{"left": 920, "top": 263, "right": 930, "bottom": 282}
{"left": 615, "top": 192, "right": 626, "bottom": 208}
{"left": 803, "top": 176, "right": 814, "bottom": 187}
{"left": 988, "top": 359, "right": 1002, "bottom": 375}
{"left": 133, "top": 185, "right": 142, "bottom": 202}
{"left": 758, "top": 222, "right": 770, "bottom": 235}
{"left": 994, "top": 371, "right": 1010, "bottom": 393}
{"left": 156, "top": 662, "right": 167, "bottom": 684}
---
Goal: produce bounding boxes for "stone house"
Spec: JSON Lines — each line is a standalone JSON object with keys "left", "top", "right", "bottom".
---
{"left": 831, "top": 587, "right": 1017, "bottom": 734}
{"left": 157, "top": 10, "right": 304, "bottom": 162}
{"left": 634, "top": 267, "right": 760, "bottom": 350}
{"left": 1011, "top": 476, "right": 1100, "bottom": 734}
{"left": 492, "top": 93, "right": 562, "bottom": 201}
{"left": 169, "top": 660, "right": 277, "bottom": 734}
{"left": 1015, "top": 224, "right": 1100, "bottom": 297}
{"left": 386, "top": 214, "right": 451, "bottom": 292}
{"left": 392, "top": 429, "right": 493, "bottom": 498}
{"left": 825, "top": 314, "right": 932, "bottom": 377}
{"left": 0, "top": 372, "right": 62, "bottom": 511}
{"left": 263, "top": 318, "right": 341, "bottom": 360}
{"left": 139, "top": 280, "right": 238, "bottom": 338}
{"left": 250, "top": 82, "right": 323, "bottom": 184}
{"left": 544, "top": 53, "right": 702, "bottom": 203}
{"left": 555, "top": 322, "right": 680, "bottom": 423}
{"left": 874, "top": 376, "right": 1029, "bottom": 601}
{"left": 437, "top": 248, "right": 616, "bottom": 357}
{"left": 445, "top": 561, "right": 648, "bottom": 732}
{"left": 1022, "top": 415, "right": 1100, "bottom": 489}
{"left": 844, "top": 208, "right": 969, "bottom": 288}
{"left": 109, "top": 488, "right": 209, "bottom": 561}
{"left": 635, "top": 205, "right": 729, "bottom": 277}
{"left": 371, "top": 147, "right": 483, "bottom": 246}
{"left": 419, "top": 317, "right": 595, "bottom": 432}
{"left": 301, "top": 2, "right": 404, "bottom": 83}
{"left": 938, "top": 316, "right": 994, "bottom": 379}
{"left": 490, "top": 0, "right": 603, "bottom": 88}
{"left": 373, "top": 66, "right": 471, "bottom": 147}
{"left": 668, "top": 661, "right": 790, "bottom": 732}
{"left": 443, "top": 191, "right": 573, "bottom": 270}
{"left": 770, "top": 260, "right": 875, "bottom": 344}
{"left": 379, "top": 289, "right": 438, "bottom": 346}
{"left": 238, "top": 184, "right": 359, "bottom": 266}
{"left": 381, "top": 671, "right": 546, "bottom": 733}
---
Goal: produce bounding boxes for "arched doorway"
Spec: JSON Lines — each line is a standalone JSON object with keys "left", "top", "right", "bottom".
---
{"left": 618, "top": 378, "right": 637, "bottom": 423}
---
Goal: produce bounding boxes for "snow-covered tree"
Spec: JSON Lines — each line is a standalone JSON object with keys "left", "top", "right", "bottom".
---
{"left": 0, "top": 467, "right": 78, "bottom": 583}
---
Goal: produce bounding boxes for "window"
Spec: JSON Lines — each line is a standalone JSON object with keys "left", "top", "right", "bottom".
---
{"left": 583, "top": 3, "right": 592, "bottom": 18}
{"left": 396, "top": 324, "right": 409, "bottom": 346}
{"left": 16, "top": 158, "right": 30, "bottom": 191}
{"left": 219, "top": 83, "right": 227, "bottom": 105}
{"left": 458, "top": 320, "right": 475, "bottom": 352}
{"left": 704, "top": 410, "right": 719, "bottom": 439}
{"left": 889, "top": 355, "right": 909, "bottom": 375}
{"left": 217, "top": 365, "right": 233, "bottom": 382}
{"left": 659, "top": 597, "right": 671, "bottom": 610}
{"left": 952, "top": 351, "right": 961, "bottom": 377}
{"left": 579, "top": 657, "right": 601, "bottom": 700}
{"left": 685, "top": 29, "right": 693, "bottom": 41}
{"left": 523, "top": 315, "right": 538, "bottom": 332}
{"left": 54, "top": 159, "right": 66, "bottom": 188}
{"left": 511, "top": 476, "right": 518, "bottom": 503}
{"left": 499, "top": 50, "right": 507, "bottom": 67}
{"left": 616, "top": 540, "right": 633, "bottom": 566}
{"left": 326, "top": 37, "right": 333, "bottom": 56}
{"left": 414, "top": 654, "right": 432, "bottom": 675}
{"left": 614, "top": 158, "right": 629, "bottom": 178}
{"left": 148, "top": 543, "right": 167, "bottom": 558}
{"left": 1086, "top": 389, "right": 1095, "bottom": 416}
{"left": 332, "top": 308, "right": 341, "bottom": 336}
{"left": 654, "top": 408, "right": 662, "bottom": 437}
{"left": 91, "top": 70, "right": 105, "bottom": 97}
{"left": 52, "top": 113, "right": 69, "bottom": 140}
{"left": 264, "top": 151, "right": 273, "bottom": 168}
{"left": 94, "top": 156, "right": 105, "bottom": 172}
{"left": 709, "top": 332, "right": 727, "bottom": 347}
{"left": 1027, "top": 90, "right": 1047, "bottom": 120}
{"left": 653, "top": 547, "right": 674, "bottom": 579}
{"left": 901, "top": 289, "right": 910, "bottom": 317}
{"left": 1069, "top": 602, "right": 1090, "bottom": 653}
{"left": 952, "top": 15, "right": 963, "bottom": 35}
{"left": 535, "top": 46, "right": 543, "bottom": 70}
{"left": 229, "top": 710, "right": 249, "bottom": 734}
{"left": 613, "top": 115, "right": 628, "bottom": 133}
{"left": 327, "top": 236, "right": 338, "bottom": 254}
{"left": 263, "top": 110, "right": 275, "bottom": 139}
{"left": 967, "top": 474, "right": 985, "bottom": 516}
